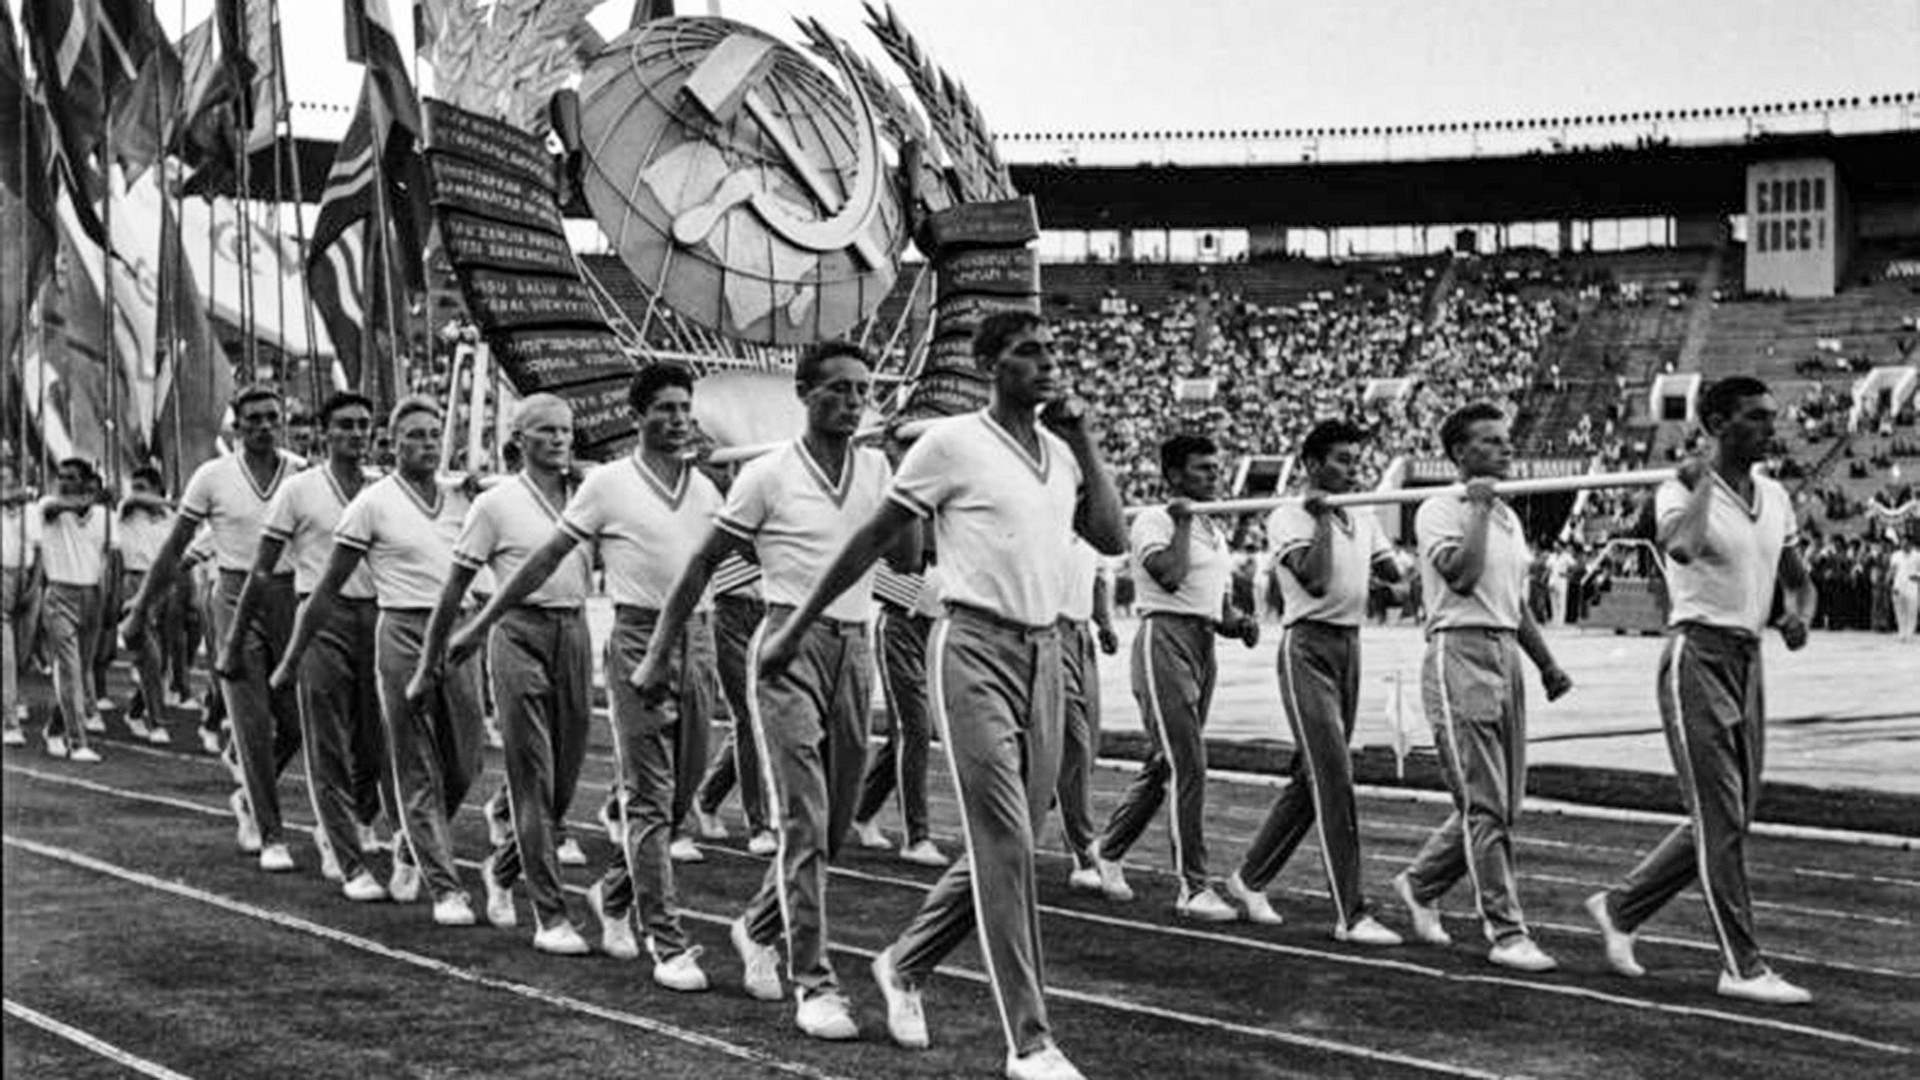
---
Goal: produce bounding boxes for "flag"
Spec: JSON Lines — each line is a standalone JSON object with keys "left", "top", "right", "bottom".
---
{"left": 152, "top": 172, "right": 232, "bottom": 487}
{"left": 411, "top": 0, "right": 438, "bottom": 55}
{"left": 105, "top": 25, "right": 181, "bottom": 183}
{"left": 632, "top": 0, "right": 674, "bottom": 28}
{"left": 343, "top": 0, "right": 421, "bottom": 139}
{"left": 305, "top": 218, "right": 370, "bottom": 389}
{"left": 22, "top": 0, "right": 111, "bottom": 246}
{"left": 3, "top": 0, "right": 59, "bottom": 364}
{"left": 97, "top": 0, "right": 164, "bottom": 106}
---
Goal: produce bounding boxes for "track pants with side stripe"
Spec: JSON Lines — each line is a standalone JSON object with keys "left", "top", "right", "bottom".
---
{"left": 1054, "top": 618, "right": 1103, "bottom": 868}
{"left": 739, "top": 607, "right": 873, "bottom": 995}
{"left": 892, "top": 607, "right": 1065, "bottom": 1060}
{"left": 214, "top": 571, "right": 302, "bottom": 845}
{"left": 484, "top": 606, "right": 593, "bottom": 928}
{"left": 297, "top": 597, "right": 389, "bottom": 883}
{"left": 853, "top": 603, "right": 933, "bottom": 843}
{"left": 1099, "top": 612, "right": 1217, "bottom": 894}
{"left": 374, "top": 609, "right": 486, "bottom": 900}
{"left": 1601, "top": 624, "right": 1768, "bottom": 979}
{"left": 1239, "top": 620, "right": 1371, "bottom": 926}
{"left": 1401, "top": 628, "right": 1531, "bottom": 945}
{"left": 41, "top": 582, "right": 100, "bottom": 746}
{"left": 694, "top": 592, "right": 769, "bottom": 833}
{"left": 597, "top": 606, "right": 712, "bottom": 960}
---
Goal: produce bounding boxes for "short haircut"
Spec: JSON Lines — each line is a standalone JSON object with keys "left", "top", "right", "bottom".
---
{"left": 512, "top": 393, "right": 572, "bottom": 432}
{"left": 628, "top": 362, "right": 695, "bottom": 413}
{"left": 130, "top": 465, "right": 164, "bottom": 490}
{"left": 972, "top": 310, "right": 1044, "bottom": 367}
{"left": 316, "top": 390, "right": 376, "bottom": 428}
{"left": 795, "top": 340, "right": 868, "bottom": 390}
{"left": 1698, "top": 376, "right": 1770, "bottom": 428}
{"left": 389, "top": 395, "right": 443, "bottom": 431}
{"left": 1159, "top": 433, "right": 1217, "bottom": 475}
{"left": 1439, "top": 402, "right": 1507, "bottom": 463}
{"left": 230, "top": 383, "right": 283, "bottom": 415}
{"left": 1300, "top": 419, "right": 1368, "bottom": 463}
{"left": 57, "top": 456, "right": 96, "bottom": 481}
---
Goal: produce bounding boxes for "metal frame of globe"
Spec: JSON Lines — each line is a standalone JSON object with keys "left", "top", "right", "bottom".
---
{"left": 577, "top": 17, "right": 907, "bottom": 347}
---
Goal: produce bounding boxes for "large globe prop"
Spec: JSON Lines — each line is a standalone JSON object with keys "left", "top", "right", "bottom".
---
{"left": 578, "top": 17, "right": 906, "bottom": 345}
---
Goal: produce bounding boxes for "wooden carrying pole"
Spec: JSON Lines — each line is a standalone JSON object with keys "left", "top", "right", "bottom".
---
{"left": 1147, "top": 467, "right": 1677, "bottom": 518}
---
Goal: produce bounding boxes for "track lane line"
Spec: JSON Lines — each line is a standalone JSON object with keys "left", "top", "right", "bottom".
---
{"left": 3, "top": 999, "right": 199, "bottom": 1080}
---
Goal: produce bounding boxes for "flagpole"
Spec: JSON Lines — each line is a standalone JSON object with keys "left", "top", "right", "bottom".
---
{"left": 369, "top": 126, "right": 406, "bottom": 411}
{"left": 267, "top": 0, "right": 322, "bottom": 411}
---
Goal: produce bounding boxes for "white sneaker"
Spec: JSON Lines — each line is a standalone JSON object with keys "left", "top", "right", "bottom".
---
{"left": 1, "top": 727, "right": 25, "bottom": 747}
{"left": 748, "top": 830, "right": 778, "bottom": 856}
{"left": 315, "top": 828, "right": 344, "bottom": 883}
{"left": 483, "top": 791, "right": 511, "bottom": 846}
{"left": 68, "top": 745, "right": 102, "bottom": 764}
{"left": 258, "top": 843, "right": 295, "bottom": 873}
{"left": 1006, "top": 1043, "right": 1086, "bottom": 1080}
{"left": 1092, "top": 847, "right": 1134, "bottom": 902}
{"left": 357, "top": 823, "right": 384, "bottom": 854}
{"left": 731, "top": 917, "right": 783, "bottom": 1001}
{"left": 1067, "top": 865, "right": 1102, "bottom": 893}
{"left": 432, "top": 892, "right": 478, "bottom": 927}
{"left": 219, "top": 740, "right": 243, "bottom": 784}
{"left": 668, "top": 836, "right": 704, "bottom": 863}
{"left": 693, "top": 806, "right": 729, "bottom": 840}
{"left": 1393, "top": 872, "right": 1451, "bottom": 945}
{"left": 230, "top": 790, "right": 261, "bottom": 854}
{"left": 1488, "top": 936, "right": 1558, "bottom": 973}
{"left": 872, "top": 946, "right": 929, "bottom": 1049}
{"left": 587, "top": 881, "right": 639, "bottom": 960}
{"left": 556, "top": 837, "right": 587, "bottom": 867}
{"left": 84, "top": 712, "right": 108, "bottom": 733}
{"left": 853, "top": 818, "right": 891, "bottom": 850}
{"left": 899, "top": 840, "right": 948, "bottom": 867}
{"left": 651, "top": 945, "right": 710, "bottom": 992}
{"left": 44, "top": 734, "right": 68, "bottom": 758}
{"left": 1225, "top": 871, "right": 1283, "bottom": 926}
{"left": 1717, "top": 967, "right": 1812, "bottom": 1006}
{"left": 342, "top": 872, "right": 389, "bottom": 903}
{"left": 597, "top": 800, "right": 621, "bottom": 842}
{"left": 164, "top": 690, "right": 187, "bottom": 709}
{"left": 532, "top": 922, "right": 591, "bottom": 956}
{"left": 1334, "top": 915, "right": 1404, "bottom": 947}
{"left": 1177, "top": 887, "right": 1239, "bottom": 923}
{"left": 794, "top": 991, "right": 858, "bottom": 1041}
{"left": 125, "top": 716, "right": 153, "bottom": 740}
{"left": 389, "top": 861, "right": 422, "bottom": 904}
{"left": 480, "top": 855, "right": 517, "bottom": 928}
{"left": 1584, "top": 892, "right": 1644, "bottom": 977}
{"left": 198, "top": 727, "right": 221, "bottom": 756}
{"left": 146, "top": 724, "right": 171, "bottom": 745}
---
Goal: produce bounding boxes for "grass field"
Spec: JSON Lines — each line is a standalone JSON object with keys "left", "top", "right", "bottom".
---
{"left": 4, "top": 686, "right": 1915, "bottom": 1080}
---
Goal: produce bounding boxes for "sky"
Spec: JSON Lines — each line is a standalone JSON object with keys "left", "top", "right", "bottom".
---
{"left": 133, "top": 0, "right": 1920, "bottom": 144}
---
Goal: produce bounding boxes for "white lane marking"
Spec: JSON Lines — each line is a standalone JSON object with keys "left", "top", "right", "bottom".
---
{"left": 1, "top": 833, "right": 852, "bottom": 1080}
{"left": 3, "top": 999, "right": 198, "bottom": 1080}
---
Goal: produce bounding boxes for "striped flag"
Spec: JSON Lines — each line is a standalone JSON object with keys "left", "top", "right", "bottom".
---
{"left": 343, "top": 0, "right": 420, "bottom": 139}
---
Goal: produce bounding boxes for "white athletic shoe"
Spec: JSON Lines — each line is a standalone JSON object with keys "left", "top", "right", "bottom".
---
{"left": 693, "top": 806, "right": 729, "bottom": 840}
{"left": 651, "top": 944, "right": 710, "bottom": 993}
{"left": 1067, "top": 865, "right": 1103, "bottom": 893}
{"left": 532, "top": 922, "right": 592, "bottom": 957}
{"left": 556, "top": 837, "right": 587, "bottom": 867}
{"left": 341, "top": 872, "right": 389, "bottom": 903}
{"left": 125, "top": 716, "right": 153, "bottom": 740}
{"left": 1225, "top": 871, "right": 1283, "bottom": 926}
{"left": 852, "top": 818, "right": 891, "bottom": 850}
{"left": 1092, "top": 846, "right": 1134, "bottom": 902}
{"left": 432, "top": 891, "right": 478, "bottom": 927}
{"left": 480, "top": 855, "right": 517, "bottom": 928}
{"left": 899, "top": 840, "right": 949, "bottom": 867}
{"left": 357, "top": 823, "right": 384, "bottom": 854}
{"left": 44, "top": 733, "right": 68, "bottom": 758}
{"left": 587, "top": 881, "right": 639, "bottom": 960}
{"left": 315, "top": 827, "right": 344, "bottom": 883}
{"left": 1006, "top": 1043, "right": 1086, "bottom": 1080}
{"left": 68, "top": 745, "right": 102, "bottom": 764}
{"left": 198, "top": 727, "right": 221, "bottom": 756}
{"left": 597, "top": 800, "right": 621, "bottom": 843}
{"left": 219, "top": 740, "right": 243, "bottom": 784}
{"left": 1334, "top": 915, "right": 1404, "bottom": 948}
{"left": 1584, "top": 892, "right": 1644, "bottom": 977}
{"left": 1717, "top": 968, "right": 1812, "bottom": 1006}
{"left": 84, "top": 711, "right": 108, "bottom": 732}
{"left": 146, "top": 724, "right": 171, "bottom": 745}
{"left": 389, "top": 862, "right": 422, "bottom": 904}
{"left": 668, "top": 836, "right": 704, "bottom": 863}
{"left": 1488, "top": 936, "right": 1558, "bottom": 973}
{"left": 230, "top": 790, "right": 261, "bottom": 854}
{"left": 163, "top": 689, "right": 187, "bottom": 709}
{"left": 1, "top": 727, "right": 26, "bottom": 747}
{"left": 1177, "top": 887, "right": 1239, "bottom": 923}
{"left": 747, "top": 830, "right": 778, "bottom": 856}
{"left": 794, "top": 991, "right": 858, "bottom": 1041}
{"left": 731, "top": 917, "right": 783, "bottom": 1001}
{"left": 872, "top": 946, "right": 929, "bottom": 1049}
{"left": 1393, "top": 873, "right": 1451, "bottom": 945}
{"left": 483, "top": 791, "right": 511, "bottom": 846}
{"left": 258, "top": 843, "right": 295, "bottom": 873}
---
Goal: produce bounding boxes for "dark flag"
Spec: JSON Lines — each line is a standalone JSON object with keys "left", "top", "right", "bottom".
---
{"left": 343, "top": 0, "right": 421, "bottom": 139}
{"left": 22, "top": 0, "right": 111, "bottom": 246}
{"left": 2, "top": 0, "right": 58, "bottom": 365}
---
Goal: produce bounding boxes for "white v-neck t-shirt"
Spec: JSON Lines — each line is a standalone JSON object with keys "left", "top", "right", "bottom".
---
{"left": 561, "top": 453, "right": 721, "bottom": 611}
{"left": 718, "top": 440, "right": 891, "bottom": 623}
{"left": 333, "top": 474, "right": 473, "bottom": 610}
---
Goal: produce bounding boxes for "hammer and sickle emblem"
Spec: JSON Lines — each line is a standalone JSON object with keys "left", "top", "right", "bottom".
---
{"left": 671, "top": 33, "right": 888, "bottom": 270}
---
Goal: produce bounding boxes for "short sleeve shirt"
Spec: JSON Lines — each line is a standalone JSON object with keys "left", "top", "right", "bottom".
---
{"left": 178, "top": 451, "right": 301, "bottom": 573}
{"left": 718, "top": 442, "right": 891, "bottom": 623}
{"left": 561, "top": 453, "right": 722, "bottom": 611}
{"left": 1130, "top": 507, "right": 1231, "bottom": 619}
{"left": 1416, "top": 495, "right": 1531, "bottom": 632}
{"left": 1657, "top": 473, "right": 1797, "bottom": 635}
{"left": 35, "top": 499, "right": 110, "bottom": 585}
{"left": 261, "top": 466, "right": 375, "bottom": 599}
{"left": 454, "top": 473, "right": 590, "bottom": 609}
{"left": 889, "top": 412, "right": 1082, "bottom": 628}
{"left": 1060, "top": 538, "right": 1101, "bottom": 622}
{"left": 115, "top": 507, "right": 174, "bottom": 574}
{"left": 1268, "top": 502, "right": 1393, "bottom": 627}
{"left": 1, "top": 504, "right": 31, "bottom": 570}
{"left": 333, "top": 475, "right": 473, "bottom": 610}
{"left": 1891, "top": 549, "right": 1920, "bottom": 593}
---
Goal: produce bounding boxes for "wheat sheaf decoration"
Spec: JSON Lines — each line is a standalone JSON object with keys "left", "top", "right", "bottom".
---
{"left": 860, "top": 1, "right": 1015, "bottom": 205}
